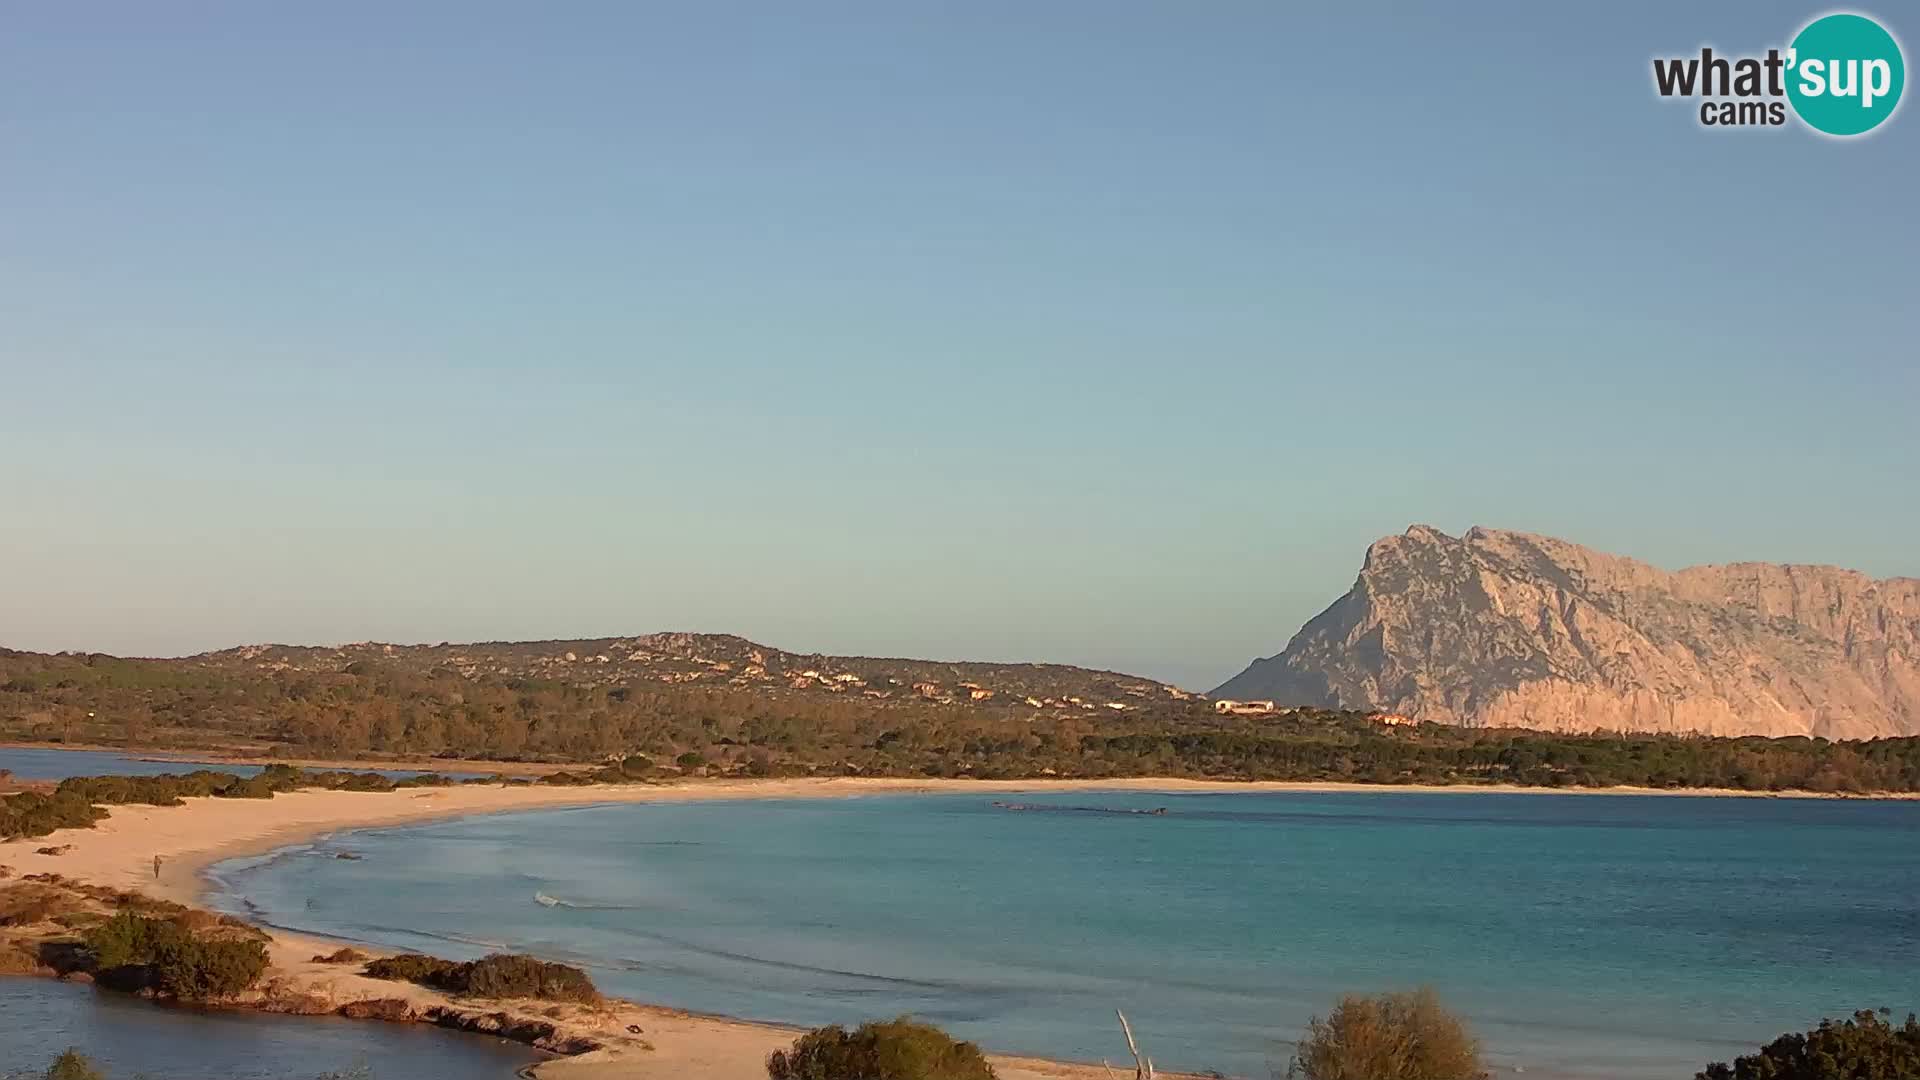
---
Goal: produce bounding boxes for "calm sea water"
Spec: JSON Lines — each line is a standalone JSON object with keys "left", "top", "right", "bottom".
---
{"left": 0, "top": 977, "right": 542, "bottom": 1079}
{"left": 0, "top": 746, "right": 486, "bottom": 782}
{"left": 208, "top": 791, "right": 1920, "bottom": 1080}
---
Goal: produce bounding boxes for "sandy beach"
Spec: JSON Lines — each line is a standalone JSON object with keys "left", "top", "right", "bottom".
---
{"left": 3, "top": 774, "right": 1912, "bottom": 1079}
{"left": 5, "top": 776, "right": 1278, "bottom": 1080}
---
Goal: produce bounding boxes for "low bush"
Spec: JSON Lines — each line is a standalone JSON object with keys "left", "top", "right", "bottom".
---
{"left": 362, "top": 951, "right": 599, "bottom": 1003}
{"left": 1698, "top": 1009, "right": 1920, "bottom": 1080}
{"left": 767, "top": 1017, "right": 997, "bottom": 1080}
{"left": 85, "top": 911, "right": 182, "bottom": 970}
{"left": 362, "top": 952, "right": 459, "bottom": 984}
{"left": 82, "top": 911, "right": 267, "bottom": 999}
{"left": 150, "top": 933, "right": 269, "bottom": 998}
{"left": 44, "top": 1049, "right": 106, "bottom": 1080}
{"left": 1289, "top": 988, "right": 1485, "bottom": 1080}
{"left": 535, "top": 770, "right": 598, "bottom": 787}
{"left": 313, "top": 946, "right": 369, "bottom": 964}
{"left": 0, "top": 791, "right": 108, "bottom": 841}
{"left": 459, "top": 953, "right": 600, "bottom": 1003}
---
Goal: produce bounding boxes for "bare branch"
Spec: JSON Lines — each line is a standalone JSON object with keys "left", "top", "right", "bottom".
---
{"left": 1115, "top": 1010, "right": 1153, "bottom": 1080}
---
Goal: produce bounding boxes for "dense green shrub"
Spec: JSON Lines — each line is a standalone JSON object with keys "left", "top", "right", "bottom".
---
{"left": 82, "top": 912, "right": 267, "bottom": 999}
{"left": 158, "top": 936, "right": 267, "bottom": 998}
{"left": 85, "top": 911, "right": 184, "bottom": 970}
{"left": 1698, "top": 1010, "right": 1920, "bottom": 1080}
{"left": 1289, "top": 989, "right": 1485, "bottom": 1080}
{"left": 362, "top": 950, "right": 598, "bottom": 1003}
{"left": 361, "top": 952, "right": 459, "bottom": 984}
{"left": 0, "top": 791, "right": 109, "bottom": 840}
{"left": 767, "top": 1017, "right": 997, "bottom": 1080}
{"left": 459, "top": 953, "right": 600, "bottom": 1003}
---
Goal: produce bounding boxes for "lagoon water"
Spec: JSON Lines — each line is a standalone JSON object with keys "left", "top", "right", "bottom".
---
{"left": 209, "top": 791, "right": 1920, "bottom": 1079}
{"left": 0, "top": 978, "right": 543, "bottom": 1079}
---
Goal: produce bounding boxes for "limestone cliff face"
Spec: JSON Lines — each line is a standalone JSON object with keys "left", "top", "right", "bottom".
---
{"left": 1214, "top": 526, "right": 1920, "bottom": 738}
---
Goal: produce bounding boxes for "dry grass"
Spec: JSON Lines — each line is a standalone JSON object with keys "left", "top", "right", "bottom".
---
{"left": 1290, "top": 988, "right": 1486, "bottom": 1080}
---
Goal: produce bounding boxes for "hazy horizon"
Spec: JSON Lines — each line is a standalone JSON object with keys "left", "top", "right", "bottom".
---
{"left": 9, "top": 516, "right": 1917, "bottom": 692}
{"left": 4, "top": 1, "right": 1914, "bottom": 692}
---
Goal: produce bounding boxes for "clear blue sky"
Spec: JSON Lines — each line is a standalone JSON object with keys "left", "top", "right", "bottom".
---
{"left": 3, "top": 2, "right": 1914, "bottom": 690}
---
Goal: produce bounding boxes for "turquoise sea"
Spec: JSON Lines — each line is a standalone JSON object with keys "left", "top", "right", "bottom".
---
{"left": 207, "top": 791, "right": 1920, "bottom": 1080}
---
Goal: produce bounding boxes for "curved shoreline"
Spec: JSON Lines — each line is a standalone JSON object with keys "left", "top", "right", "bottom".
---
{"left": 7, "top": 778, "right": 1262, "bottom": 1080}
{"left": 5, "top": 775, "right": 1913, "bottom": 1079}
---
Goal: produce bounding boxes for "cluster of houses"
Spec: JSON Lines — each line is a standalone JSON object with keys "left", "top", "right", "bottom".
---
{"left": 284, "top": 640, "right": 1423, "bottom": 729}
{"left": 1210, "top": 699, "right": 1421, "bottom": 727}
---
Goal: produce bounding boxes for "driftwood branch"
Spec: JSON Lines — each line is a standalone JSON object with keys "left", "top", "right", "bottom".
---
{"left": 1115, "top": 1009, "right": 1154, "bottom": 1080}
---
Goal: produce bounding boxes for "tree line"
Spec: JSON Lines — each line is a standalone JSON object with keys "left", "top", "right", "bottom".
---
{"left": 4, "top": 650, "right": 1918, "bottom": 793}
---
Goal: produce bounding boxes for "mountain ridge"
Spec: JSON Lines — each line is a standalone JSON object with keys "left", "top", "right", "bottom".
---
{"left": 1215, "top": 525, "right": 1920, "bottom": 738}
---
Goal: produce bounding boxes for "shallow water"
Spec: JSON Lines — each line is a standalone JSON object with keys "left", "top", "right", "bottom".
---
{"left": 0, "top": 977, "right": 542, "bottom": 1079}
{"left": 209, "top": 790, "right": 1920, "bottom": 1079}
{"left": 0, "top": 746, "right": 486, "bottom": 782}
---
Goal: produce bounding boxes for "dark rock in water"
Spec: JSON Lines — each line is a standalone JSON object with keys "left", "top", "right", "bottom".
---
{"left": 333, "top": 852, "right": 362, "bottom": 861}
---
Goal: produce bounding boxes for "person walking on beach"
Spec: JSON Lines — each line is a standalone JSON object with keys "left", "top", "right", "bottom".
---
{"left": 153, "top": 854, "right": 162, "bottom": 880}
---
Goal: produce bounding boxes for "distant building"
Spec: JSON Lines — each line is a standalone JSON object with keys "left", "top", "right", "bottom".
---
{"left": 1213, "top": 699, "right": 1277, "bottom": 716}
{"left": 1372, "top": 712, "right": 1418, "bottom": 727}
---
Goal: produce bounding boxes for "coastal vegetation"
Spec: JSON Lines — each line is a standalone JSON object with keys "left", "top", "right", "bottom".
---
{"left": 36, "top": 1050, "right": 102, "bottom": 1080}
{"left": 1, "top": 766, "right": 474, "bottom": 841}
{"left": 362, "top": 951, "right": 600, "bottom": 1004}
{"left": 4, "top": 643, "right": 1919, "bottom": 794}
{"left": 1288, "top": 989, "right": 1485, "bottom": 1080}
{"left": 1697, "top": 1010, "right": 1920, "bottom": 1080}
{"left": 0, "top": 874, "right": 268, "bottom": 1002}
{"left": 767, "top": 1017, "right": 997, "bottom": 1080}
{"left": 83, "top": 911, "right": 268, "bottom": 999}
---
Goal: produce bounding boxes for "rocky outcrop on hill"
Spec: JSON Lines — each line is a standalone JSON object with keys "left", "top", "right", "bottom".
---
{"left": 1215, "top": 526, "right": 1920, "bottom": 738}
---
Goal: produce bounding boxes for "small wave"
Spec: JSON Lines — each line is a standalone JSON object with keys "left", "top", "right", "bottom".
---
{"left": 992, "top": 801, "right": 1169, "bottom": 816}
{"left": 531, "top": 891, "right": 655, "bottom": 912}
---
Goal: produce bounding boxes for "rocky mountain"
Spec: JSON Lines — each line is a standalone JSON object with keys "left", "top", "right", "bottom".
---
{"left": 1215, "top": 526, "right": 1920, "bottom": 738}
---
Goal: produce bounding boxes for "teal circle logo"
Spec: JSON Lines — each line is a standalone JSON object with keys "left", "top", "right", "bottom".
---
{"left": 1786, "top": 13, "right": 1905, "bottom": 136}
